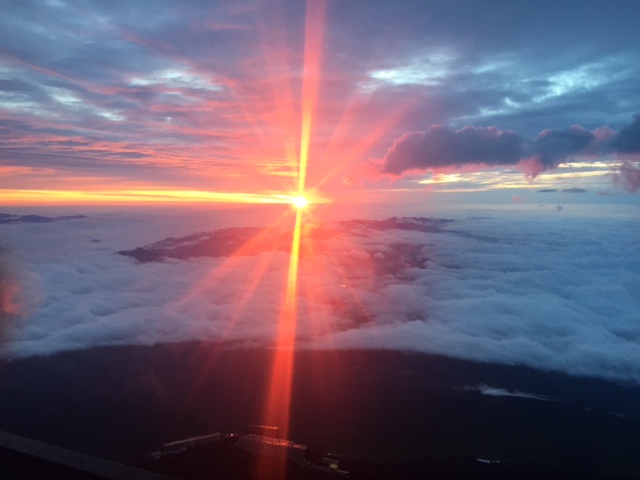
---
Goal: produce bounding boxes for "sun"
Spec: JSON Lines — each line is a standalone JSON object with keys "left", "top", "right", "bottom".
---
{"left": 291, "top": 195, "right": 308, "bottom": 209}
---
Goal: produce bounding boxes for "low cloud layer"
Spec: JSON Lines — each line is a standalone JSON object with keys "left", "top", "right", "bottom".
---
{"left": 1, "top": 206, "right": 640, "bottom": 384}
{"left": 378, "top": 115, "right": 640, "bottom": 191}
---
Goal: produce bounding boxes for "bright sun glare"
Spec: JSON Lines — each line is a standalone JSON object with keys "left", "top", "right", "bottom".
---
{"left": 291, "top": 195, "right": 308, "bottom": 209}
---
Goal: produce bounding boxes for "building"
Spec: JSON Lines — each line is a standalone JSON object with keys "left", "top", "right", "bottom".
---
{"left": 235, "top": 434, "right": 307, "bottom": 463}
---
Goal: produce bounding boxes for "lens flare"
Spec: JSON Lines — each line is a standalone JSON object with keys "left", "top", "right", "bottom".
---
{"left": 1, "top": 279, "right": 22, "bottom": 317}
{"left": 256, "top": 2, "right": 327, "bottom": 477}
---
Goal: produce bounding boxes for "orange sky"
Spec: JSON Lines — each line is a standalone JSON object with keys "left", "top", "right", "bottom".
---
{"left": 2, "top": 1, "right": 639, "bottom": 206}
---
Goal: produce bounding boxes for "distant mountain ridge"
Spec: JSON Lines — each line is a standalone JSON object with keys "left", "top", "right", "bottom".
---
{"left": 0, "top": 213, "right": 86, "bottom": 224}
{"left": 118, "top": 217, "right": 453, "bottom": 265}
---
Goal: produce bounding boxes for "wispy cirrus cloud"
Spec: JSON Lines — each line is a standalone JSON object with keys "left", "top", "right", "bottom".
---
{"left": 1, "top": 1, "right": 640, "bottom": 201}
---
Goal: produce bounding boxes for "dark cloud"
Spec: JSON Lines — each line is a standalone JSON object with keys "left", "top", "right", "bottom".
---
{"left": 376, "top": 115, "right": 640, "bottom": 188}
{"left": 610, "top": 114, "right": 640, "bottom": 153}
{"left": 0, "top": 79, "right": 39, "bottom": 92}
{"left": 613, "top": 160, "right": 640, "bottom": 193}
{"left": 382, "top": 126, "right": 525, "bottom": 174}
{"left": 533, "top": 126, "right": 595, "bottom": 169}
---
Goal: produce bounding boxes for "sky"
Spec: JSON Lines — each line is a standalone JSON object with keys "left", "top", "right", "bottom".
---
{"left": 2, "top": 0, "right": 640, "bottom": 206}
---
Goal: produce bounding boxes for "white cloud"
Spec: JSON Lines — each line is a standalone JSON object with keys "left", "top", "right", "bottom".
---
{"left": 130, "top": 68, "right": 223, "bottom": 93}
{"left": 465, "top": 384, "right": 555, "bottom": 401}
{"left": 360, "top": 48, "right": 457, "bottom": 93}
{"left": 2, "top": 205, "right": 639, "bottom": 384}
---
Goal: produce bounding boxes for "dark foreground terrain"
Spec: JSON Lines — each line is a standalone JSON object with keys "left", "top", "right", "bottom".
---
{"left": 0, "top": 344, "right": 639, "bottom": 478}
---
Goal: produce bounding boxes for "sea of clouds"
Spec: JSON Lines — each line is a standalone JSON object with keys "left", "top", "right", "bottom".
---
{"left": 1, "top": 204, "right": 639, "bottom": 384}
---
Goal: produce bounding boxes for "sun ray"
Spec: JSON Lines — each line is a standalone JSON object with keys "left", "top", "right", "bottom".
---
{"left": 255, "top": 3, "right": 327, "bottom": 477}
{"left": 297, "top": 0, "right": 326, "bottom": 195}
{"left": 174, "top": 209, "right": 294, "bottom": 305}
{"left": 178, "top": 249, "right": 284, "bottom": 415}
{"left": 263, "top": 208, "right": 303, "bottom": 429}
